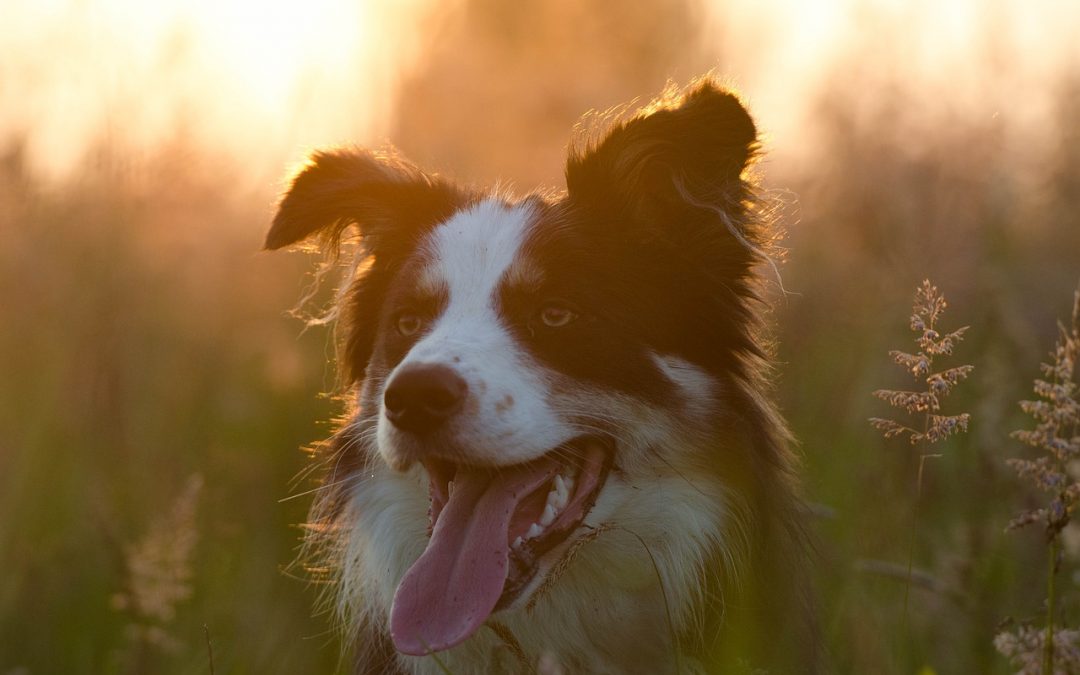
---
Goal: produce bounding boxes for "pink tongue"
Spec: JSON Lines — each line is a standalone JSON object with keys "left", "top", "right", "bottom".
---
{"left": 389, "top": 459, "right": 557, "bottom": 655}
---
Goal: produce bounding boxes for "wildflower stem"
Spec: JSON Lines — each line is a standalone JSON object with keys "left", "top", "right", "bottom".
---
{"left": 998, "top": 285, "right": 1080, "bottom": 673}
{"left": 869, "top": 281, "right": 972, "bottom": 663}
{"left": 1045, "top": 537, "right": 1057, "bottom": 674}
{"left": 902, "top": 489, "right": 918, "bottom": 623}
{"left": 903, "top": 453, "right": 941, "bottom": 623}
{"left": 204, "top": 624, "right": 215, "bottom": 675}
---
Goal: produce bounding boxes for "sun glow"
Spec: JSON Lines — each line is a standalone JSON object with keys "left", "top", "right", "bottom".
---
{"left": 1, "top": 0, "right": 439, "bottom": 180}
{"left": 2, "top": 0, "right": 1077, "bottom": 185}
{"left": 702, "top": 0, "right": 1080, "bottom": 167}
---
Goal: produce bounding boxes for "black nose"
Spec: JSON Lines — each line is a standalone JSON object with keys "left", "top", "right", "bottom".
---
{"left": 383, "top": 364, "right": 467, "bottom": 434}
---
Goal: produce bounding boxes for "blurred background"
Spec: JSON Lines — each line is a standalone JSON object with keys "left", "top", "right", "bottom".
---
{"left": 2, "top": 0, "right": 1078, "bottom": 672}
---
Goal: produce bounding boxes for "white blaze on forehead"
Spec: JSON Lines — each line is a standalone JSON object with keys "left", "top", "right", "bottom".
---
{"left": 378, "top": 197, "right": 575, "bottom": 466}
{"left": 421, "top": 198, "right": 534, "bottom": 306}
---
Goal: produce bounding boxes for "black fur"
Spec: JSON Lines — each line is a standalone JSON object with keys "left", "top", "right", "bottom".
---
{"left": 266, "top": 149, "right": 474, "bottom": 383}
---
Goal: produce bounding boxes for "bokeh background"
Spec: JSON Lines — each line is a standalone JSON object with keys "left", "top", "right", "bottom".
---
{"left": 2, "top": 0, "right": 1079, "bottom": 672}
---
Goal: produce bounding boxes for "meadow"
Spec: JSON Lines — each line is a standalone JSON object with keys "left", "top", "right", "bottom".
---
{"left": 2, "top": 1, "right": 1079, "bottom": 673}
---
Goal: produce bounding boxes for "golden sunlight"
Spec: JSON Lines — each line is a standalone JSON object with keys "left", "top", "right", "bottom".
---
{"left": 2, "top": 0, "right": 1077, "bottom": 184}
{"left": 1, "top": 0, "right": 439, "bottom": 180}
{"left": 4, "top": 2, "right": 1080, "bottom": 674}
{"left": 703, "top": 0, "right": 1080, "bottom": 165}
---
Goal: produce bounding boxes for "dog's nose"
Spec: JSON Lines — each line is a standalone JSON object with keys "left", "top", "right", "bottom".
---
{"left": 383, "top": 364, "right": 467, "bottom": 434}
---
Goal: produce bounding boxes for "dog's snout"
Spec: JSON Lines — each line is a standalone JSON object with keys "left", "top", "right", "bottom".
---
{"left": 384, "top": 364, "right": 467, "bottom": 434}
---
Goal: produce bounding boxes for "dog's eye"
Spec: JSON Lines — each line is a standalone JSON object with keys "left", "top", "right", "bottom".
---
{"left": 539, "top": 304, "right": 578, "bottom": 328}
{"left": 396, "top": 313, "right": 425, "bottom": 337}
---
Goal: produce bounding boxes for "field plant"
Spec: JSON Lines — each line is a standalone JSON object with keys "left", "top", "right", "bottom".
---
{"left": 870, "top": 280, "right": 974, "bottom": 448}
{"left": 110, "top": 474, "right": 202, "bottom": 673}
{"left": 997, "top": 288, "right": 1080, "bottom": 674}
{"left": 3, "top": 6, "right": 1080, "bottom": 669}
{"left": 869, "top": 280, "right": 974, "bottom": 618}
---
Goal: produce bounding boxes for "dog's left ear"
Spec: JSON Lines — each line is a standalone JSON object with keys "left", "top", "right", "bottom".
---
{"left": 265, "top": 148, "right": 464, "bottom": 259}
{"left": 565, "top": 81, "right": 759, "bottom": 238}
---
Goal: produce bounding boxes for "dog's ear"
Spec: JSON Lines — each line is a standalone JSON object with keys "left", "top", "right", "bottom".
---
{"left": 565, "top": 82, "right": 772, "bottom": 376}
{"left": 565, "top": 81, "right": 759, "bottom": 242}
{"left": 267, "top": 148, "right": 468, "bottom": 386}
{"left": 266, "top": 148, "right": 464, "bottom": 258}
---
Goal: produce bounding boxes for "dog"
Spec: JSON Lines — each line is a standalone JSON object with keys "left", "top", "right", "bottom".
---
{"left": 266, "top": 79, "right": 817, "bottom": 674}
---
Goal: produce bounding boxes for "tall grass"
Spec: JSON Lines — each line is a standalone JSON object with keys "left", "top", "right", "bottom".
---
{"left": 2, "top": 3, "right": 1079, "bottom": 672}
{"left": 997, "top": 289, "right": 1080, "bottom": 674}
{"left": 869, "top": 281, "right": 973, "bottom": 636}
{"left": 0, "top": 143, "right": 342, "bottom": 674}
{"left": 110, "top": 474, "right": 202, "bottom": 672}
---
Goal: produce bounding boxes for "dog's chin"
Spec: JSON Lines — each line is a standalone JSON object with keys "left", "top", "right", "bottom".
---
{"left": 423, "top": 436, "right": 614, "bottom": 609}
{"left": 387, "top": 435, "right": 614, "bottom": 655}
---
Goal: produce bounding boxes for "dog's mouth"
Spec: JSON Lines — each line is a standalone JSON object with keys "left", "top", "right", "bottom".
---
{"left": 389, "top": 436, "right": 613, "bottom": 656}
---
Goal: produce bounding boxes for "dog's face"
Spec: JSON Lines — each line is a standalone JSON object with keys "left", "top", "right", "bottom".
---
{"left": 266, "top": 82, "right": 772, "bottom": 663}
{"left": 373, "top": 198, "right": 594, "bottom": 471}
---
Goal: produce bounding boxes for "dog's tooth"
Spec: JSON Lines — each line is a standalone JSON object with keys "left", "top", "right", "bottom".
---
{"left": 551, "top": 475, "right": 569, "bottom": 509}
{"left": 552, "top": 479, "right": 570, "bottom": 505}
{"left": 512, "top": 536, "right": 524, "bottom": 550}
{"left": 448, "top": 480, "right": 455, "bottom": 496}
{"left": 545, "top": 480, "right": 564, "bottom": 509}
{"left": 526, "top": 523, "right": 544, "bottom": 540}
{"left": 540, "top": 504, "right": 557, "bottom": 527}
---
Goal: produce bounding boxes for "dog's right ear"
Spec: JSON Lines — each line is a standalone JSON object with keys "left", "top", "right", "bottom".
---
{"left": 265, "top": 148, "right": 465, "bottom": 258}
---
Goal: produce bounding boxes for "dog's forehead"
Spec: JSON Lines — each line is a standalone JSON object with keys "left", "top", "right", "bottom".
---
{"left": 417, "top": 198, "right": 537, "bottom": 301}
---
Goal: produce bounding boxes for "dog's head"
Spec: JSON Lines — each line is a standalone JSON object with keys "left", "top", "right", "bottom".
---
{"left": 267, "top": 81, "right": 775, "bottom": 658}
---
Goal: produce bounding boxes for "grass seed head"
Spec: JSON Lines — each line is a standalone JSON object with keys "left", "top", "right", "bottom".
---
{"left": 1006, "top": 287, "right": 1080, "bottom": 539}
{"left": 870, "top": 280, "right": 972, "bottom": 446}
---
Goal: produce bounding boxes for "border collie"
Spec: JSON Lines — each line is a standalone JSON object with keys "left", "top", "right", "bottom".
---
{"left": 266, "top": 79, "right": 817, "bottom": 674}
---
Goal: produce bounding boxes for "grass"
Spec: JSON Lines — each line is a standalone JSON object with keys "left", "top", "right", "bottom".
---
{"left": 996, "top": 288, "right": 1080, "bottom": 674}
{"left": 869, "top": 280, "right": 973, "bottom": 630}
{"left": 1, "top": 71, "right": 1079, "bottom": 675}
{"left": 0, "top": 146, "right": 342, "bottom": 674}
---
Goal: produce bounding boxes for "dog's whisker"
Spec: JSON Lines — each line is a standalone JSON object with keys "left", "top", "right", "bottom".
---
{"left": 280, "top": 475, "right": 366, "bottom": 503}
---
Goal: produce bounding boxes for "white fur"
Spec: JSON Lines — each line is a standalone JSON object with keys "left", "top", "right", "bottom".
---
{"left": 343, "top": 427, "right": 734, "bottom": 674}
{"left": 652, "top": 353, "right": 719, "bottom": 420}
{"left": 341, "top": 348, "right": 740, "bottom": 673}
{"left": 375, "top": 199, "right": 579, "bottom": 468}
